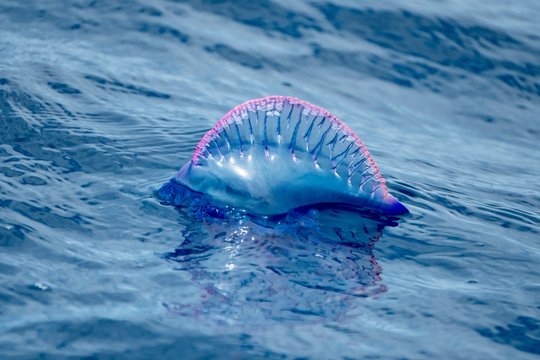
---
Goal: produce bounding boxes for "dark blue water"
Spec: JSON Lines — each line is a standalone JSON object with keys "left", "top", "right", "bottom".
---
{"left": 1, "top": 1, "right": 539, "bottom": 358}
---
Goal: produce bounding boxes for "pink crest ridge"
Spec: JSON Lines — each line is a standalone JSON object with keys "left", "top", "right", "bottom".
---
{"left": 191, "top": 96, "right": 388, "bottom": 196}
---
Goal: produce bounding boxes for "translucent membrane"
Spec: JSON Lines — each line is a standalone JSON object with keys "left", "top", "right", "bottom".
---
{"left": 162, "top": 96, "right": 408, "bottom": 216}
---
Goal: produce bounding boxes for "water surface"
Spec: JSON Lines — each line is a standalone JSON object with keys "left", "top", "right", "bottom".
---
{"left": 1, "top": 0, "right": 539, "bottom": 358}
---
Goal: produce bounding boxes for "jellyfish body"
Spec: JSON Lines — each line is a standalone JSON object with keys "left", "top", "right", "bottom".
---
{"left": 159, "top": 96, "right": 408, "bottom": 216}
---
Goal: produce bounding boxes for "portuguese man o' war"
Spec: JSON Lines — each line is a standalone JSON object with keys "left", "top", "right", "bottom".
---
{"left": 158, "top": 96, "right": 408, "bottom": 216}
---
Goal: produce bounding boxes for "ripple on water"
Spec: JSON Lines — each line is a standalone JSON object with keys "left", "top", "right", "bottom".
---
{"left": 0, "top": 0, "right": 539, "bottom": 358}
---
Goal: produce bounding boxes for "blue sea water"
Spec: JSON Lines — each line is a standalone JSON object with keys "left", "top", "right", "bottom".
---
{"left": 1, "top": 0, "right": 539, "bottom": 358}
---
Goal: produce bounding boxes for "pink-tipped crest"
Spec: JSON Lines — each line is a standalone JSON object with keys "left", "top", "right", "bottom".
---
{"left": 168, "top": 96, "right": 407, "bottom": 216}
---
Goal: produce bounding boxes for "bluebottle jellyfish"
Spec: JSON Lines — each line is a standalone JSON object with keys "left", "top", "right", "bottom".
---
{"left": 158, "top": 95, "right": 407, "bottom": 217}
{"left": 157, "top": 96, "right": 407, "bottom": 324}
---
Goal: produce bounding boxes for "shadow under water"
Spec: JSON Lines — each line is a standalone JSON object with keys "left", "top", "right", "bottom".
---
{"left": 161, "top": 205, "right": 398, "bottom": 326}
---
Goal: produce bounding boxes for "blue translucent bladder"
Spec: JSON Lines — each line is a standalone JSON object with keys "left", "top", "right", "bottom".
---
{"left": 159, "top": 96, "right": 408, "bottom": 216}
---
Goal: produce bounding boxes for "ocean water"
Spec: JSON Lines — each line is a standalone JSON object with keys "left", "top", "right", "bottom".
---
{"left": 1, "top": 0, "right": 539, "bottom": 358}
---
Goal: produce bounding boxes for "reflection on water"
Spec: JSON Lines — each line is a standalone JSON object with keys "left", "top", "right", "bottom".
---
{"left": 163, "top": 207, "right": 393, "bottom": 325}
